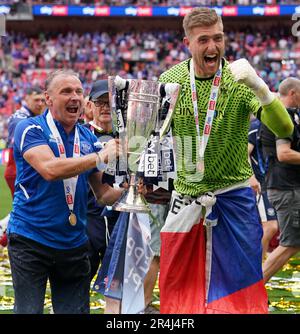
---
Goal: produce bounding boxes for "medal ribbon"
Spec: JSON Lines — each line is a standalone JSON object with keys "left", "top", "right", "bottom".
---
{"left": 46, "top": 110, "right": 80, "bottom": 214}
{"left": 189, "top": 58, "right": 222, "bottom": 161}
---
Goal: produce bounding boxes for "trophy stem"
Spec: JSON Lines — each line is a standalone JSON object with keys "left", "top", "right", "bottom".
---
{"left": 112, "top": 173, "right": 150, "bottom": 213}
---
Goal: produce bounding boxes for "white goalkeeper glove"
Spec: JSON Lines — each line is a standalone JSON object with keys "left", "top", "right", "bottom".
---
{"left": 228, "top": 58, "right": 275, "bottom": 106}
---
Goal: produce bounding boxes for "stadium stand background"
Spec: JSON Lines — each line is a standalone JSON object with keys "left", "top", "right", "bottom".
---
{"left": 0, "top": 1, "right": 300, "bottom": 145}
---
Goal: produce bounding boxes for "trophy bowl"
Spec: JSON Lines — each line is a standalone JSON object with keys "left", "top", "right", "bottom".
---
{"left": 108, "top": 75, "right": 180, "bottom": 213}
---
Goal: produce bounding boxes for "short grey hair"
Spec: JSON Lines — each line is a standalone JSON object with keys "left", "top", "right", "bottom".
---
{"left": 45, "top": 69, "right": 80, "bottom": 91}
{"left": 278, "top": 77, "right": 300, "bottom": 97}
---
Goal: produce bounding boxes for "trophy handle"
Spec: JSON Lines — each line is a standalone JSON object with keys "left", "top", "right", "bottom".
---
{"left": 159, "top": 83, "right": 181, "bottom": 139}
{"left": 108, "top": 76, "right": 129, "bottom": 175}
{"left": 108, "top": 75, "right": 128, "bottom": 135}
{"left": 108, "top": 76, "right": 117, "bottom": 134}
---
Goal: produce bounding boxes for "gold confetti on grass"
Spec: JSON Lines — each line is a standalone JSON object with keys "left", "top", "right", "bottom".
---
{"left": 1, "top": 247, "right": 300, "bottom": 313}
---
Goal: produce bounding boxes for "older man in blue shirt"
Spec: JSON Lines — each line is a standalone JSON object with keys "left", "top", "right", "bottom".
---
{"left": 7, "top": 69, "right": 123, "bottom": 314}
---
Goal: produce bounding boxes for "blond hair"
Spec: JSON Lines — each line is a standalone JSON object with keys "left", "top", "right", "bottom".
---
{"left": 183, "top": 7, "right": 223, "bottom": 38}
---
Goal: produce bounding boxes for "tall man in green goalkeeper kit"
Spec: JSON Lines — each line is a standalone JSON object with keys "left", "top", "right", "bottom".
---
{"left": 158, "top": 7, "right": 294, "bottom": 314}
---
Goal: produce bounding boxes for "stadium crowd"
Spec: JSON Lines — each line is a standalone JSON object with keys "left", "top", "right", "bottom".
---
{"left": 1, "top": 26, "right": 300, "bottom": 137}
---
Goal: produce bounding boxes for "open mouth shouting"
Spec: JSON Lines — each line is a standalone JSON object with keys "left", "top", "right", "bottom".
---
{"left": 204, "top": 54, "right": 219, "bottom": 67}
{"left": 66, "top": 105, "right": 80, "bottom": 114}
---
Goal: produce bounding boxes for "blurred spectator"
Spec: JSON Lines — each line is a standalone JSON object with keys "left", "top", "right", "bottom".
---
{"left": 0, "top": 114, "right": 9, "bottom": 142}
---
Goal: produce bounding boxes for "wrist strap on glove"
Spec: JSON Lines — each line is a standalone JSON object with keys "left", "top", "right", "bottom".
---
{"left": 252, "top": 78, "right": 275, "bottom": 106}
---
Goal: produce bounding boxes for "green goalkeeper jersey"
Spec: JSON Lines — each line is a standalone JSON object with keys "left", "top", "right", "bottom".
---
{"left": 159, "top": 58, "right": 261, "bottom": 197}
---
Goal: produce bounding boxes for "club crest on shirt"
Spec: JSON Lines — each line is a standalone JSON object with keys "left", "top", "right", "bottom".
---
{"left": 81, "top": 141, "right": 92, "bottom": 154}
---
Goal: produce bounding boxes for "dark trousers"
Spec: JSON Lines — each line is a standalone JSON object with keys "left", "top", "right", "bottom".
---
{"left": 8, "top": 233, "right": 91, "bottom": 314}
{"left": 87, "top": 214, "right": 118, "bottom": 281}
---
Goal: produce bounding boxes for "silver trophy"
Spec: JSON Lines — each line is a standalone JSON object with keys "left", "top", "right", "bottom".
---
{"left": 108, "top": 75, "right": 180, "bottom": 213}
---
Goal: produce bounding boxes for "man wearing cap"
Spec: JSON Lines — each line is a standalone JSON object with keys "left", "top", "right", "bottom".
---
{"left": 83, "top": 79, "right": 120, "bottom": 281}
{"left": 83, "top": 79, "right": 123, "bottom": 313}
{"left": 0, "top": 86, "right": 45, "bottom": 247}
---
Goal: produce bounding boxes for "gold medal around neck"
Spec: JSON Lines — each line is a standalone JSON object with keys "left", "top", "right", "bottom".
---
{"left": 69, "top": 212, "right": 77, "bottom": 226}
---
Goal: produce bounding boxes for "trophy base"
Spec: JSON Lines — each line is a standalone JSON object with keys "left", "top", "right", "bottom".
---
{"left": 112, "top": 185, "right": 150, "bottom": 213}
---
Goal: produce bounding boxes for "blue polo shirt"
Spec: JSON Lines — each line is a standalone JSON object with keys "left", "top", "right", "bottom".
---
{"left": 7, "top": 109, "right": 99, "bottom": 249}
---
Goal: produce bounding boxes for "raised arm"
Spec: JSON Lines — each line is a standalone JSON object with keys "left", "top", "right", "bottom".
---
{"left": 229, "top": 59, "right": 294, "bottom": 138}
{"left": 23, "top": 138, "right": 120, "bottom": 181}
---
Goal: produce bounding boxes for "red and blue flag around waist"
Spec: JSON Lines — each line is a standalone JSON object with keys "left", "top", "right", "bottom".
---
{"left": 160, "top": 187, "right": 268, "bottom": 314}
